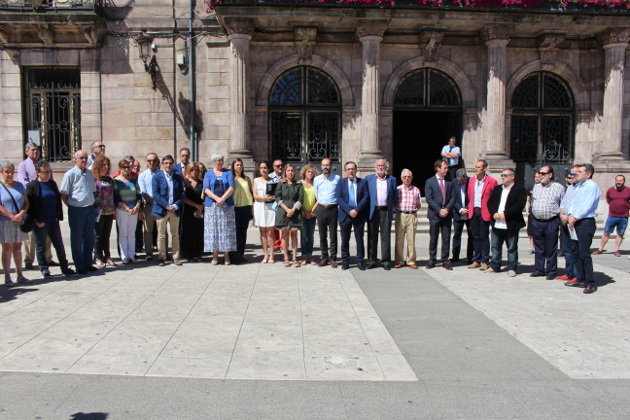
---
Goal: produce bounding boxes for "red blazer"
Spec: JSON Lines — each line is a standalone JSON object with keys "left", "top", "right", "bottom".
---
{"left": 467, "top": 174, "right": 498, "bottom": 222}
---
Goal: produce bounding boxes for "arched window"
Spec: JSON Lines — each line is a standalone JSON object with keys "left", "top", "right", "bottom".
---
{"left": 394, "top": 68, "right": 461, "bottom": 109}
{"left": 510, "top": 71, "right": 574, "bottom": 163}
{"left": 269, "top": 66, "right": 341, "bottom": 164}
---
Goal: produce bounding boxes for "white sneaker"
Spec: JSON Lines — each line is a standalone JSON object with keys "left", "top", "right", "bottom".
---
{"left": 507, "top": 270, "right": 517, "bottom": 277}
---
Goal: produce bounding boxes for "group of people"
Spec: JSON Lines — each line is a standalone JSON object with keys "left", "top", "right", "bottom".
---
{"left": 1, "top": 139, "right": 627, "bottom": 296}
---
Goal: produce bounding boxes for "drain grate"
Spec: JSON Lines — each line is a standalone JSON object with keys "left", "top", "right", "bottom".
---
{"left": 323, "top": 356, "right": 360, "bottom": 370}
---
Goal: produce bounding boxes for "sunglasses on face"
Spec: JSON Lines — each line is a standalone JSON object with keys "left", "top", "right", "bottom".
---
{"left": 500, "top": 174, "right": 513, "bottom": 178}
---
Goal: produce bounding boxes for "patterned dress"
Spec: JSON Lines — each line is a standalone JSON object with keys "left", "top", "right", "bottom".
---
{"left": 203, "top": 170, "right": 236, "bottom": 253}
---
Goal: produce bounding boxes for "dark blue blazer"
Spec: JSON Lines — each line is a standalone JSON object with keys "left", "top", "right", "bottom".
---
{"left": 337, "top": 177, "right": 369, "bottom": 225}
{"left": 151, "top": 170, "right": 184, "bottom": 218}
{"left": 424, "top": 175, "right": 456, "bottom": 221}
{"left": 452, "top": 177, "right": 470, "bottom": 222}
{"left": 365, "top": 174, "right": 397, "bottom": 221}
{"left": 172, "top": 163, "right": 186, "bottom": 178}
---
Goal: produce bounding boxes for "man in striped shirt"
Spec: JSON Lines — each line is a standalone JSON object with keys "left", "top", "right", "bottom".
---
{"left": 394, "top": 169, "right": 422, "bottom": 269}
{"left": 530, "top": 165, "right": 565, "bottom": 280}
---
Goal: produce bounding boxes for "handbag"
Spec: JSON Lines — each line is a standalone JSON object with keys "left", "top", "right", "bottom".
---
{"left": 1, "top": 182, "right": 32, "bottom": 233}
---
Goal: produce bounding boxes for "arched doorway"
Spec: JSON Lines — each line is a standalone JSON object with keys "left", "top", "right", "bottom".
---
{"left": 269, "top": 66, "right": 341, "bottom": 172}
{"left": 393, "top": 68, "right": 462, "bottom": 193}
{"left": 510, "top": 71, "right": 575, "bottom": 190}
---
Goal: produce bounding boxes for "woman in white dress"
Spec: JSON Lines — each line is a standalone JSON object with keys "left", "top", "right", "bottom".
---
{"left": 253, "top": 161, "right": 276, "bottom": 263}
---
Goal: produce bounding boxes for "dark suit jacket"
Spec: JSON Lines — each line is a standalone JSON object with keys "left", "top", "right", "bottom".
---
{"left": 173, "top": 162, "right": 186, "bottom": 178}
{"left": 424, "top": 175, "right": 456, "bottom": 221}
{"left": 452, "top": 177, "right": 469, "bottom": 222}
{"left": 25, "top": 179, "right": 63, "bottom": 223}
{"left": 365, "top": 173, "right": 397, "bottom": 221}
{"left": 337, "top": 177, "right": 369, "bottom": 225}
{"left": 487, "top": 184, "right": 527, "bottom": 231}
{"left": 151, "top": 170, "right": 184, "bottom": 218}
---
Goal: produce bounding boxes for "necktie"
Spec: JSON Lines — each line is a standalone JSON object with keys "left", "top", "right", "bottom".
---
{"left": 439, "top": 178, "right": 446, "bottom": 207}
{"left": 349, "top": 181, "right": 356, "bottom": 207}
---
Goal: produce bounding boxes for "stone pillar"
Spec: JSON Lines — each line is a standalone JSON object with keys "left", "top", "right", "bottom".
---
{"left": 597, "top": 29, "right": 629, "bottom": 161}
{"left": 481, "top": 25, "right": 512, "bottom": 167}
{"left": 357, "top": 21, "right": 388, "bottom": 169}
{"left": 225, "top": 19, "right": 254, "bottom": 164}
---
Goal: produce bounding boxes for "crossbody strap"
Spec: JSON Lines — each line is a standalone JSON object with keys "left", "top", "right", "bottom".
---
{"left": 0, "top": 182, "right": 21, "bottom": 215}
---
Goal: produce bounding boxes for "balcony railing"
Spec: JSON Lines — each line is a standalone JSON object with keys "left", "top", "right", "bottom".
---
{"left": 0, "top": 0, "right": 102, "bottom": 12}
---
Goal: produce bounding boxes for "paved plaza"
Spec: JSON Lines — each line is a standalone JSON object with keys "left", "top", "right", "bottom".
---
{"left": 0, "top": 227, "right": 628, "bottom": 418}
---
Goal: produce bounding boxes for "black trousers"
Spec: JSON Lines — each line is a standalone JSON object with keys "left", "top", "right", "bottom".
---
{"left": 368, "top": 207, "right": 392, "bottom": 264}
{"left": 530, "top": 216, "right": 560, "bottom": 276}
{"left": 429, "top": 217, "right": 452, "bottom": 264}
{"left": 94, "top": 213, "right": 114, "bottom": 261}
{"left": 452, "top": 218, "right": 473, "bottom": 262}
{"left": 316, "top": 206, "right": 338, "bottom": 261}
{"left": 340, "top": 219, "right": 365, "bottom": 265}
{"left": 573, "top": 218, "right": 596, "bottom": 283}
{"left": 234, "top": 205, "right": 252, "bottom": 255}
{"left": 470, "top": 209, "right": 490, "bottom": 264}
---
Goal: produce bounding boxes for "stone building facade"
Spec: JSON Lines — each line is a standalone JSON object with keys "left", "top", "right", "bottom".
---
{"left": 0, "top": 0, "right": 628, "bottom": 189}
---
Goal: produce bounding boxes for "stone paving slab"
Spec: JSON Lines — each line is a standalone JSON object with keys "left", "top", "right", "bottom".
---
{"left": 0, "top": 260, "right": 416, "bottom": 382}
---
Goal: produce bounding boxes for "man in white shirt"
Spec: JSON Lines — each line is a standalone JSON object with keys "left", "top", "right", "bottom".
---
{"left": 486, "top": 169, "right": 527, "bottom": 277}
{"left": 86, "top": 141, "right": 105, "bottom": 170}
{"left": 441, "top": 136, "right": 461, "bottom": 182}
{"left": 138, "top": 152, "right": 159, "bottom": 259}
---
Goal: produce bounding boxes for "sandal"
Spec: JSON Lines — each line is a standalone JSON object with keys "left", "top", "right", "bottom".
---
{"left": 94, "top": 258, "right": 105, "bottom": 269}
{"left": 268, "top": 258, "right": 275, "bottom": 264}
{"left": 16, "top": 276, "right": 30, "bottom": 284}
{"left": 105, "top": 258, "right": 117, "bottom": 267}
{"left": 283, "top": 260, "right": 291, "bottom": 267}
{"left": 261, "top": 257, "right": 268, "bottom": 264}
{"left": 292, "top": 260, "right": 300, "bottom": 267}
{"left": 300, "top": 260, "right": 307, "bottom": 266}
{"left": 211, "top": 259, "right": 219, "bottom": 265}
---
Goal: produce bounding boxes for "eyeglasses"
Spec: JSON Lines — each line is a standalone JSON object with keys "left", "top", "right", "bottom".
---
{"left": 77, "top": 156, "right": 88, "bottom": 160}
{"left": 500, "top": 174, "right": 513, "bottom": 178}
{"left": 94, "top": 145, "right": 105, "bottom": 148}
{"left": 538, "top": 172, "right": 550, "bottom": 175}
{"left": 121, "top": 166, "right": 131, "bottom": 170}
{"left": 38, "top": 170, "right": 51, "bottom": 174}
{"left": 274, "top": 164, "right": 283, "bottom": 168}
{"left": 569, "top": 173, "right": 577, "bottom": 177}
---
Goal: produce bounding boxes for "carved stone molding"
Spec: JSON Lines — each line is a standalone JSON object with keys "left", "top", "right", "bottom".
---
{"left": 537, "top": 32, "right": 565, "bottom": 68}
{"left": 0, "top": 30, "right": 8, "bottom": 46}
{"left": 480, "top": 24, "right": 510, "bottom": 43}
{"left": 37, "top": 26, "right": 53, "bottom": 46}
{"left": 84, "top": 28, "right": 96, "bottom": 45}
{"left": 598, "top": 28, "right": 630, "bottom": 47}
{"left": 224, "top": 18, "right": 254, "bottom": 37}
{"left": 294, "top": 27, "right": 317, "bottom": 64}
{"left": 418, "top": 29, "right": 444, "bottom": 63}
{"left": 356, "top": 20, "right": 388, "bottom": 40}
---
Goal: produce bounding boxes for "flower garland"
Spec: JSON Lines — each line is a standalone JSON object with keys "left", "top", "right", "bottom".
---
{"left": 206, "top": 0, "right": 629, "bottom": 10}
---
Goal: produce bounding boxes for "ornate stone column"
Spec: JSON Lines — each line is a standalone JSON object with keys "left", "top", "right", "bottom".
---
{"left": 225, "top": 18, "right": 254, "bottom": 163}
{"left": 597, "top": 29, "right": 629, "bottom": 161}
{"left": 357, "top": 21, "right": 388, "bottom": 168}
{"left": 481, "top": 25, "right": 512, "bottom": 166}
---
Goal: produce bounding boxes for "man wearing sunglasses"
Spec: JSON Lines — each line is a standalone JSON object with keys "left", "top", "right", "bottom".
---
{"left": 529, "top": 165, "right": 565, "bottom": 280}
{"left": 557, "top": 166, "right": 579, "bottom": 282}
{"left": 87, "top": 141, "right": 106, "bottom": 170}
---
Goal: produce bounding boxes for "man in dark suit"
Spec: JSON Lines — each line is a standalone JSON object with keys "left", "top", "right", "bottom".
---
{"left": 337, "top": 161, "right": 369, "bottom": 270}
{"left": 152, "top": 154, "right": 185, "bottom": 266}
{"left": 365, "top": 158, "right": 397, "bottom": 270}
{"left": 452, "top": 168, "right": 473, "bottom": 264}
{"left": 172, "top": 147, "right": 190, "bottom": 177}
{"left": 425, "top": 160, "right": 456, "bottom": 270}
{"left": 486, "top": 168, "right": 527, "bottom": 276}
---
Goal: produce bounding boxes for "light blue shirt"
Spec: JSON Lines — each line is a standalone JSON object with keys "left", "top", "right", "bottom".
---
{"left": 164, "top": 171, "right": 177, "bottom": 210}
{"left": 441, "top": 145, "right": 460, "bottom": 167}
{"left": 138, "top": 168, "right": 155, "bottom": 202}
{"left": 568, "top": 179, "right": 600, "bottom": 220}
{"left": 59, "top": 166, "right": 95, "bottom": 207}
{"left": 314, "top": 173, "right": 340, "bottom": 205}
{"left": 559, "top": 184, "right": 577, "bottom": 215}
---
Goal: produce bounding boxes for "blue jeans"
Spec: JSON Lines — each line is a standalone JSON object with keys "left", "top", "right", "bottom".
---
{"left": 573, "top": 217, "right": 596, "bottom": 283}
{"left": 490, "top": 228, "right": 519, "bottom": 271}
{"left": 300, "top": 216, "right": 316, "bottom": 257}
{"left": 33, "top": 220, "right": 69, "bottom": 272}
{"left": 68, "top": 206, "right": 97, "bottom": 271}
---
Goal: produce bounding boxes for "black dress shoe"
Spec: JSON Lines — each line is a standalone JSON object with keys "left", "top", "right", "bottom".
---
{"left": 545, "top": 275, "right": 555, "bottom": 280}
{"left": 365, "top": 261, "right": 378, "bottom": 269}
{"left": 86, "top": 265, "right": 98, "bottom": 272}
{"left": 77, "top": 269, "right": 88, "bottom": 275}
{"left": 530, "top": 272, "right": 545, "bottom": 277}
{"left": 583, "top": 283, "right": 598, "bottom": 294}
{"left": 358, "top": 263, "right": 366, "bottom": 271}
{"left": 341, "top": 264, "right": 349, "bottom": 270}
{"left": 383, "top": 263, "right": 391, "bottom": 271}
{"left": 426, "top": 261, "right": 435, "bottom": 269}
{"left": 450, "top": 258, "right": 460, "bottom": 263}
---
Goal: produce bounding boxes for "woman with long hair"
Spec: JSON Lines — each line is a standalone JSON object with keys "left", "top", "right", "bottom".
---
{"left": 252, "top": 161, "right": 276, "bottom": 263}
{"left": 0, "top": 160, "right": 29, "bottom": 285}
{"left": 113, "top": 159, "right": 141, "bottom": 264}
{"left": 92, "top": 155, "right": 116, "bottom": 268}
{"left": 275, "top": 164, "right": 303, "bottom": 267}
{"left": 299, "top": 164, "right": 318, "bottom": 265}
{"left": 181, "top": 162, "right": 204, "bottom": 261}
{"left": 231, "top": 158, "right": 254, "bottom": 263}
{"left": 203, "top": 153, "right": 236, "bottom": 265}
